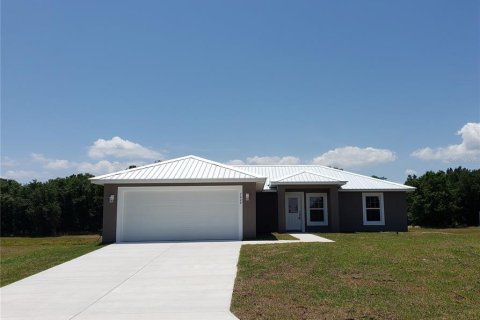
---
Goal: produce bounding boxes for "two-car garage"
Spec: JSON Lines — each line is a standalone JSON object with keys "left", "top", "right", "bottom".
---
{"left": 91, "top": 155, "right": 265, "bottom": 243}
{"left": 116, "top": 186, "right": 243, "bottom": 242}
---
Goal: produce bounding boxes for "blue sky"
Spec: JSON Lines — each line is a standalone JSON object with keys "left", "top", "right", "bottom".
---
{"left": 1, "top": 0, "right": 479, "bottom": 183}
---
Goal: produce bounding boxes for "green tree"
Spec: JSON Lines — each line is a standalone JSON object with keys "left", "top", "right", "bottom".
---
{"left": 0, "top": 174, "right": 104, "bottom": 236}
{"left": 405, "top": 167, "right": 480, "bottom": 227}
{"left": 22, "top": 181, "right": 61, "bottom": 235}
{"left": 0, "top": 179, "right": 27, "bottom": 235}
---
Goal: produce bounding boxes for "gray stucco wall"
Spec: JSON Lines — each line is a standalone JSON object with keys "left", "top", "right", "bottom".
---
{"left": 101, "top": 182, "right": 257, "bottom": 243}
{"left": 339, "top": 192, "right": 408, "bottom": 232}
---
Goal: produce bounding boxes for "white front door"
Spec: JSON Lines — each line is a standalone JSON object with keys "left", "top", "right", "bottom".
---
{"left": 285, "top": 192, "right": 304, "bottom": 231}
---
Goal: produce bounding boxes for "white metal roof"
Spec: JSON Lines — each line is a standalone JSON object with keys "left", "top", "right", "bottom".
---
{"left": 232, "top": 165, "right": 415, "bottom": 191}
{"left": 90, "top": 155, "right": 414, "bottom": 192}
{"left": 90, "top": 155, "right": 266, "bottom": 189}
{"left": 270, "top": 171, "right": 346, "bottom": 186}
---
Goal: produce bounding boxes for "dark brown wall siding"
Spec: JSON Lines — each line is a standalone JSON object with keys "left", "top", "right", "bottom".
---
{"left": 242, "top": 183, "right": 257, "bottom": 240}
{"left": 329, "top": 187, "right": 340, "bottom": 232}
{"left": 384, "top": 192, "right": 408, "bottom": 231}
{"left": 339, "top": 192, "right": 408, "bottom": 232}
{"left": 256, "top": 192, "right": 278, "bottom": 233}
{"left": 338, "top": 192, "right": 363, "bottom": 231}
{"left": 101, "top": 182, "right": 257, "bottom": 243}
{"left": 277, "top": 186, "right": 286, "bottom": 232}
{"left": 102, "top": 185, "right": 118, "bottom": 243}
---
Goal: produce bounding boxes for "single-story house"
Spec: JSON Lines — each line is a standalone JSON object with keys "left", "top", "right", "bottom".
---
{"left": 90, "top": 155, "right": 415, "bottom": 243}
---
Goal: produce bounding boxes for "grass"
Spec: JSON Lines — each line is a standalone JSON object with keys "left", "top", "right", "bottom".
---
{"left": 0, "top": 235, "right": 103, "bottom": 287}
{"left": 254, "top": 232, "right": 299, "bottom": 241}
{"left": 232, "top": 228, "right": 480, "bottom": 320}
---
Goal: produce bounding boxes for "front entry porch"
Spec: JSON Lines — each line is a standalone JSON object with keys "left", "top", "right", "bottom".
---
{"left": 255, "top": 185, "right": 341, "bottom": 234}
{"left": 285, "top": 191, "right": 329, "bottom": 232}
{"left": 278, "top": 185, "right": 340, "bottom": 233}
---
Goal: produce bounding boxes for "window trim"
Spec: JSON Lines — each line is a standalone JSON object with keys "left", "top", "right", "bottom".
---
{"left": 362, "top": 192, "right": 385, "bottom": 225}
{"left": 306, "top": 193, "right": 328, "bottom": 226}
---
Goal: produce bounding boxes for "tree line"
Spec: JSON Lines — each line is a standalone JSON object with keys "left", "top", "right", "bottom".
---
{"left": 0, "top": 167, "right": 479, "bottom": 236}
{"left": 1, "top": 174, "right": 103, "bottom": 236}
{"left": 405, "top": 167, "right": 480, "bottom": 227}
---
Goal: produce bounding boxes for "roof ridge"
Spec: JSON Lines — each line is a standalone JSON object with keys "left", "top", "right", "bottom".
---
{"left": 89, "top": 155, "right": 192, "bottom": 180}
{"left": 186, "top": 155, "right": 265, "bottom": 179}
{"left": 271, "top": 170, "right": 343, "bottom": 182}
{"left": 90, "top": 155, "right": 266, "bottom": 181}
{"left": 233, "top": 164, "right": 413, "bottom": 188}
{"left": 314, "top": 165, "right": 415, "bottom": 189}
{"left": 232, "top": 164, "right": 319, "bottom": 167}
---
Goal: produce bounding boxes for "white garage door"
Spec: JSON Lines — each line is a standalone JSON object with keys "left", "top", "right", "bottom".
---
{"left": 116, "top": 186, "right": 243, "bottom": 242}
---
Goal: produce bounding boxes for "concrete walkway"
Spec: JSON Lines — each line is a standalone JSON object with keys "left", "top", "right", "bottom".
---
{"left": 291, "top": 233, "right": 335, "bottom": 242}
{"left": 1, "top": 234, "right": 333, "bottom": 320}
{"left": 242, "top": 233, "right": 334, "bottom": 245}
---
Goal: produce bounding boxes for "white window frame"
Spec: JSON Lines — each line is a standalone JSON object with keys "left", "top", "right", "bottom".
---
{"left": 306, "top": 193, "right": 328, "bottom": 226}
{"left": 362, "top": 192, "right": 385, "bottom": 225}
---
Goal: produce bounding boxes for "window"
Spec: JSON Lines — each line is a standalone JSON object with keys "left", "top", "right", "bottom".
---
{"left": 362, "top": 193, "right": 385, "bottom": 225}
{"left": 288, "top": 197, "right": 299, "bottom": 213}
{"left": 306, "top": 193, "right": 328, "bottom": 226}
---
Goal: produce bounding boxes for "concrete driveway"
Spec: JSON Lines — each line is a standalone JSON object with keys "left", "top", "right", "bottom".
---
{"left": 1, "top": 241, "right": 241, "bottom": 320}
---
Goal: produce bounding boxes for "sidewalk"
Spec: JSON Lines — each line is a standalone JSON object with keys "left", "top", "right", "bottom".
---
{"left": 242, "top": 233, "right": 334, "bottom": 245}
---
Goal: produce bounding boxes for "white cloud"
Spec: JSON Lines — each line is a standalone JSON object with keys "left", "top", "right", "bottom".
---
{"left": 411, "top": 122, "right": 480, "bottom": 162}
{"left": 44, "top": 159, "right": 73, "bottom": 170}
{"left": 246, "top": 156, "right": 301, "bottom": 165}
{"left": 2, "top": 170, "right": 42, "bottom": 181}
{"left": 31, "top": 153, "right": 73, "bottom": 170}
{"left": 9, "top": 137, "right": 158, "bottom": 181}
{"left": 76, "top": 160, "right": 137, "bottom": 175}
{"left": 312, "top": 146, "right": 397, "bottom": 168}
{"left": 88, "top": 136, "right": 163, "bottom": 160}
{"left": 227, "top": 156, "right": 301, "bottom": 165}
{"left": 1, "top": 156, "right": 18, "bottom": 168}
{"left": 226, "top": 159, "right": 246, "bottom": 165}
{"left": 405, "top": 169, "right": 417, "bottom": 176}
{"left": 30, "top": 151, "right": 143, "bottom": 175}
{"left": 461, "top": 122, "right": 480, "bottom": 149}
{"left": 31, "top": 153, "right": 48, "bottom": 162}
{"left": 228, "top": 149, "right": 396, "bottom": 168}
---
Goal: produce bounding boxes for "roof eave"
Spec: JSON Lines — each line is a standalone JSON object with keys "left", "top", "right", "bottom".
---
{"left": 90, "top": 178, "right": 267, "bottom": 186}
{"left": 270, "top": 181, "right": 347, "bottom": 186}
{"left": 339, "top": 188, "right": 416, "bottom": 192}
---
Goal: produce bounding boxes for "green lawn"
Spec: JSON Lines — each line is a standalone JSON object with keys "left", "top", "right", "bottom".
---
{"left": 0, "top": 235, "right": 103, "bottom": 287}
{"left": 232, "top": 228, "right": 480, "bottom": 320}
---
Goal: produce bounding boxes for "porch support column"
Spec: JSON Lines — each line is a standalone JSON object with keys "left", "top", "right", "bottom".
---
{"left": 329, "top": 186, "right": 340, "bottom": 232}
